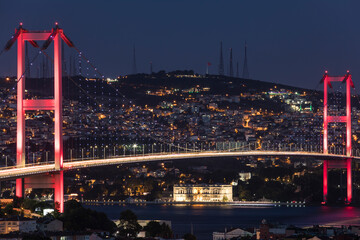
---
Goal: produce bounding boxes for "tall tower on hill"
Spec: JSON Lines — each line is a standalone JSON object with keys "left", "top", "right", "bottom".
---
{"left": 72, "top": 55, "right": 76, "bottom": 76}
{"left": 132, "top": 45, "right": 137, "bottom": 74}
{"left": 229, "top": 48, "right": 233, "bottom": 77}
{"left": 242, "top": 42, "right": 249, "bottom": 79}
{"left": 236, "top": 61, "right": 239, "bottom": 78}
{"left": 45, "top": 56, "right": 49, "bottom": 78}
{"left": 69, "top": 55, "right": 73, "bottom": 76}
{"left": 218, "top": 41, "right": 224, "bottom": 76}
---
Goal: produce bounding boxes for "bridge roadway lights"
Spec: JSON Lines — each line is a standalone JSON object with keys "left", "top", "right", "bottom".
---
{"left": 322, "top": 71, "right": 353, "bottom": 204}
{"left": 14, "top": 24, "right": 64, "bottom": 212}
{"left": 0, "top": 151, "right": 356, "bottom": 210}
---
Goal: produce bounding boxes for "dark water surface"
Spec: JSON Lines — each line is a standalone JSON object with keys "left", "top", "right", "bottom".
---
{"left": 86, "top": 204, "right": 360, "bottom": 240}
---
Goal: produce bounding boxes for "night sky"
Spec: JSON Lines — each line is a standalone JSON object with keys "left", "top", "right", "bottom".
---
{"left": 1, "top": 0, "right": 360, "bottom": 89}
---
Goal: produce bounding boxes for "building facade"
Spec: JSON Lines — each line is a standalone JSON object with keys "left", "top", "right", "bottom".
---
{"left": 173, "top": 184, "right": 233, "bottom": 202}
{"left": 0, "top": 217, "right": 36, "bottom": 234}
{"left": 213, "top": 228, "right": 254, "bottom": 240}
{"left": 37, "top": 218, "right": 63, "bottom": 232}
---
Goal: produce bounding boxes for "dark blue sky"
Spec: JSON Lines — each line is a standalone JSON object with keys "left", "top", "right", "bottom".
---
{"left": 1, "top": 0, "right": 360, "bottom": 88}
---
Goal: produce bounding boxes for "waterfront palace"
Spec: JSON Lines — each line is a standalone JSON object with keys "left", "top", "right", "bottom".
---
{"left": 173, "top": 184, "right": 233, "bottom": 202}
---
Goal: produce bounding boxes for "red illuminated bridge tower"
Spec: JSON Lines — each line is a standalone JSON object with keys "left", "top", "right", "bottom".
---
{"left": 8, "top": 23, "right": 73, "bottom": 213}
{"left": 322, "top": 71, "right": 354, "bottom": 204}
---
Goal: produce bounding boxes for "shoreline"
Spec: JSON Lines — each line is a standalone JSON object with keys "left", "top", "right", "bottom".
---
{"left": 82, "top": 200, "right": 306, "bottom": 207}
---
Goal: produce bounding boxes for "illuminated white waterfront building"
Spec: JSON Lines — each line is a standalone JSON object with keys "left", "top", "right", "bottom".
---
{"left": 173, "top": 184, "right": 233, "bottom": 202}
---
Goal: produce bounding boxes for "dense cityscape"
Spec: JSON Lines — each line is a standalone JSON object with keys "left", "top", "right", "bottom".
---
{"left": 0, "top": 71, "right": 358, "bottom": 239}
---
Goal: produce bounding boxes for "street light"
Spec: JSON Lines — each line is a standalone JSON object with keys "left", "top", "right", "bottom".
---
{"left": 133, "top": 144, "right": 137, "bottom": 156}
{"left": 104, "top": 146, "right": 108, "bottom": 159}
{"left": 90, "top": 146, "right": 95, "bottom": 159}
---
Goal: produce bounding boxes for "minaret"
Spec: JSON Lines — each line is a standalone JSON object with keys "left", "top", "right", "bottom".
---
{"left": 229, "top": 48, "right": 233, "bottom": 77}
{"left": 69, "top": 55, "right": 73, "bottom": 76}
{"left": 45, "top": 56, "right": 49, "bottom": 78}
{"left": 132, "top": 45, "right": 137, "bottom": 74}
{"left": 218, "top": 41, "right": 224, "bottom": 76}
{"left": 72, "top": 55, "right": 76, "bottom": 76}
{"left": 236, "top": 61, "right": 239, "bottom": 78}
{"left": 242, "top": 41, "right": 249, "bottom": 79}
{"left": 25, "top": 42, "right": 30, "bottom": 77}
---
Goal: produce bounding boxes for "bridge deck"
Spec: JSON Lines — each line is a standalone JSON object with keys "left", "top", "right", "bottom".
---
{"left": 0, "top": 151, "right": 357, "bottom": 180}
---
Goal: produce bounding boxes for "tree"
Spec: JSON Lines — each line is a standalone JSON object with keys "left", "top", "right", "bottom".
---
{"left": 184, "top": 233, "right": 196, "bottom": 240}
{"left": 61, "top": 200, "right": 116, "bottom": 232}
{"left": 3, "top": 203, "right": 15, "bottom": 216}
{"left": 13, "top": 196, "right": 23, "bottom": 208}
{"left": 237, "top": 184, "right": 252, "bottom": 201}
{"left": 21, "top": 199, "right": 38, "bottom": 212}
{"left": 160, "top": 222, "right": 173, "bottom": 238}
{"left": 117, "top": 209, "right": 142, "bottom": 237}
{"left": 144, "top": 221, "right": 173, "bottom": 238}
{"left": 144, "top": 221, "right": 162, "bottom": 237}
{"left": 22, "top": 234, "right": 51, "bottom": 240}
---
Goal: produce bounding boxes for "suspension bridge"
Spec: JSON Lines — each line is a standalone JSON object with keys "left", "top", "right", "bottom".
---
{"left": 0, "top": 23, "right": 358, "bottom": 212}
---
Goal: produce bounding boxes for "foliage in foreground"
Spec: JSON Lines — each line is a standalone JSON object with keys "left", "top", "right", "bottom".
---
{"left": 117, "top": 209, "right": 142, "bottom": 237}
{"left": 59, "top": 200, "right": 116, "bottom": 232}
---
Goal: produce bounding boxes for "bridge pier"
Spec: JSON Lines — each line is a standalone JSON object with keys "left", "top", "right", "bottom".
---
{"left": 16, "top": 179, "right": 23, "bottom": 198}
{"left": 347, "top": 159, "right": 352, "bottom": 203}
{"left": 323, "top": 159, "right": 352, "bottom": 204}
{"left": 23, "top": 171, "right": 64, "bottom": 212}
{"left": 54, "top": 171, "right": 64, "bottom": 213}
{"left": 323, "top": 160, "right": 328, "bottom": 203}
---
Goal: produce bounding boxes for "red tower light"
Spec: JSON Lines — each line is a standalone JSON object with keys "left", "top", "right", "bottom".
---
{"left": 13, "top": 24, "right": 64, "bottom": 212}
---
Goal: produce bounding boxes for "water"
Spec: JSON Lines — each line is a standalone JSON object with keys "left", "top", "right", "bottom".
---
{"left": 86, "top": 204, "right": 360, "bottom": 240}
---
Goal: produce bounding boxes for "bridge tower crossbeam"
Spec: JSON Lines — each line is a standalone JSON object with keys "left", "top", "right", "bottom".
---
{"left": 322, "top": 71, "right": 354, "bottom": 204}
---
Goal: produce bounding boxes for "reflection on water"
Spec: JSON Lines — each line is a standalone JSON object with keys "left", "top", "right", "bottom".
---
{"left": 86, "top": 204, "right": 360, "bottom": 240}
